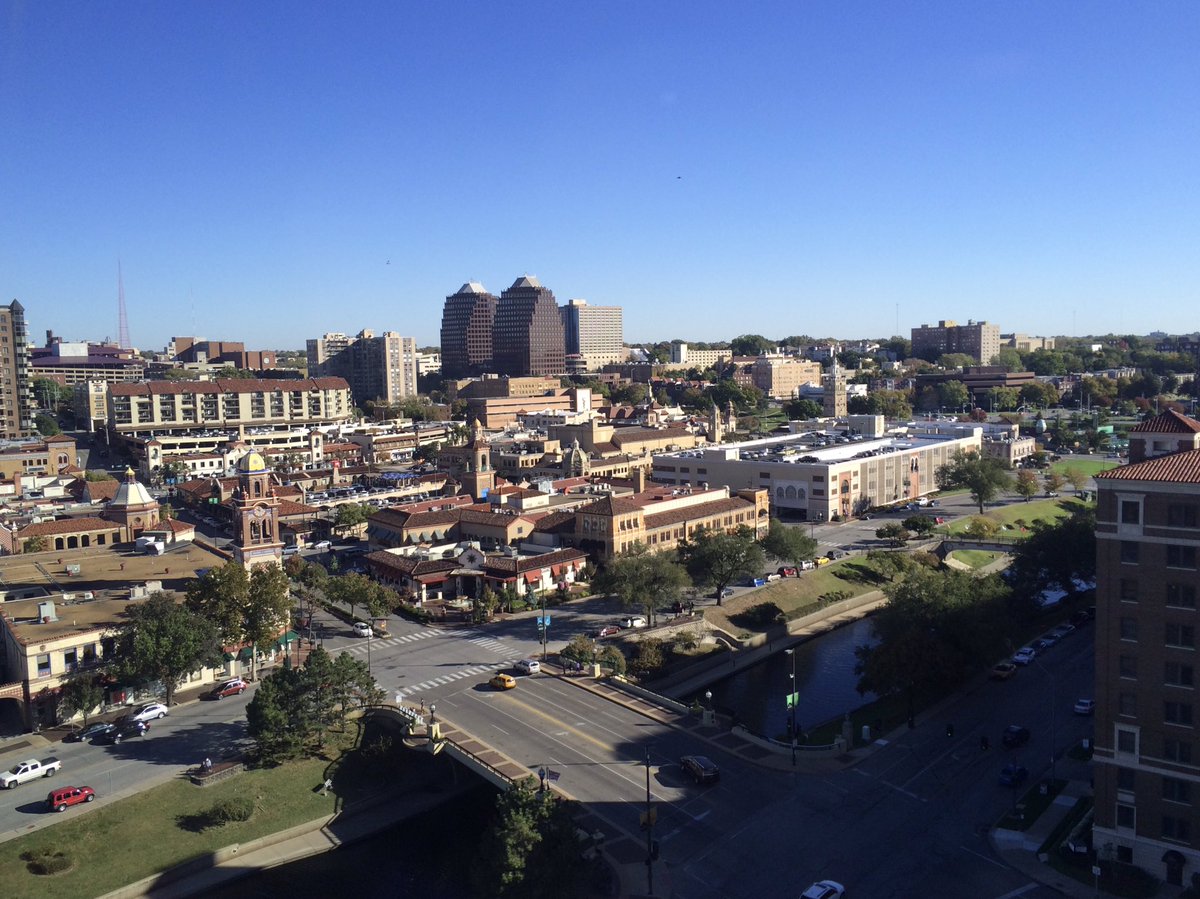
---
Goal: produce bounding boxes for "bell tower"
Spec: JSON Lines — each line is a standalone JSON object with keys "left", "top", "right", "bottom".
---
{"left": 459, "top": 419, "right": 495, "bottom": 501}
{"left": 231, "top": 450, "right": 283, "bottom": 569}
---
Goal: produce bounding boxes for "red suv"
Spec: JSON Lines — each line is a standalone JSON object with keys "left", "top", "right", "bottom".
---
{"left": 47, "top": 786, "right": 95, "bottom": 812}
{"left": 208, "top": 678, "right": 247, "bottom": 700}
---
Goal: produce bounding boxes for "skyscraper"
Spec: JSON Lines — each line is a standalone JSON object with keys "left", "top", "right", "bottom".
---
{"left": 0, "top": 301, "right": 33, "bottom": 438}
{"left": 306, "top": 330, "right": 417, "bottom": 406}
{"left": 493, "top": 276, "right": 565, "bottom": 377}
{"left": 440, "top": 282, "right": 497, "bottom": 379}
{"left": 560, "top": 298, "right": 624, "bottom": 371}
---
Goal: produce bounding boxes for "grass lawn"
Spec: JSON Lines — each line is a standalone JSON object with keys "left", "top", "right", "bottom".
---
{"left": 705, "top": 559, "right": 885, "bottom": 638}
{"left": 1051, "top": 458, "right": 1120, "bottom": 478}
{"left": 0, "top": 736, "right": 363, "bottom": 899}
{"left": 948, "top": 549, "right": 1002, "bottom": 569}
{"left": 945, "top": 496, "right": 1086, "bottom": 537}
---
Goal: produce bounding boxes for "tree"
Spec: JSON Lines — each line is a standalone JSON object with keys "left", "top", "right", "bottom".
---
{"left": 22, "top": 535, "right": 47, "bottom": 554}
{"left": 34, "top": 413, "right": 60, "bottom": 436}
{"left": 760, "top": 519, "right": 817, "bottom": 567}
{"left": 874, "top": 522, "right": 910, "bottom": 547}
{"left": 866, "top": 389, "right": 914, "bottom": 420}
{"left": 334, "top": 503, "right": 371, "bottom": 532}
{"left": 560, "top": 633, "right": 598, "bottom": 668}
{"left": 112, "top": 593, "right": 222, "bottom": 706}
{"left": 591, "top": 543, "right": 689, "bottom": 624}
{"left": 902, "top": 515, "right": 937, "bottom": 536}
{"left": 1008, "top": 505, "right": 1096, "bottom": 598}
{"left": 1044, "top": 470, "right": 1067, "bottom": 494}
{"left": 937, "top": 353, "right": 977, "bottom": 370}
{"left": 1014, "top": 469, "right": 1039, "bottom": 502}
{"left": 84, "top": 470, "right": 115, "bottom": 482}
{"left": 246, "top": 665, "right": 313, "bottom": 763}
{"left": 730, "top": 334, "right": 775, "bottom": 357}
{"left": 186, "top": 562, "right": 292, "bottom": 681}
{"left": 679, "top": 525, "right": 766, "bottom": 605}
{"left": 58, "top": 673, "right": 105, "bottom": 726}
{"left": 1019, "top": 381, "right": 1061, "bottom": 409}
{"left": 784, "top": 398, "right": 823, "bottom": 420}
{"left": 935, "top": 449, "right": 1013, "bottom": 513}
{"left": 473, "top": 586, "right": 500, "bottom": 624}
{"left": 937, "top": 380, "right": 971, "bottom": 412}
{"left": 1063, "top": 466, "right": 1090, "bottom": 495}
{"left": 244, "top": 565, "right": 293, "bottom": 681}
{"left": 986, "top": 387, "right": 1020, "bottom": 411}
{"left": 325, "top": 572, "right": 391, "bottom": 622}
{"left": 961, "top": 516, "right": 999, "bottom": 539}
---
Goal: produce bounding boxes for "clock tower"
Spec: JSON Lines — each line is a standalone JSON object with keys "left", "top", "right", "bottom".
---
{"left": 231, "top": 450, "right": 283, "bottom": 569}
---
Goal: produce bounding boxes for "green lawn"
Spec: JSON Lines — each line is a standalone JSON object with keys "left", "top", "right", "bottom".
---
{"left": 948, "top": 549, "right": 1002, "bottom": 569}
{"left": 945, "top": 496, "right": 1086, "bottom": 537}
{"left": 0, "top": 737, "right": 363, "bottom": 899}
{"left": 1050, "top": 458, "right": 1120, "bottom": 478}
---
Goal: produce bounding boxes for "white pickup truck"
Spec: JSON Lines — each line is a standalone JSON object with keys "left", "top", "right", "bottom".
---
{"left": 1, "top": 757, "right": 62, "bottom": 788}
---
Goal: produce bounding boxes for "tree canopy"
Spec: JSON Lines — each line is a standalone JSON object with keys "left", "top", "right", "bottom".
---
{"left": 112, "top": 593, "right": 222, "bottom": 706}
{"left": 1006, "top": 505, "right": 1096, "bottom": 599}
{"left": 678, "top": 525, "right": 766, "bottom": 605}
{"left": 760, "top": 519, "right": 817, "bottom": 567}
{"left": 186, "top": 563, "right": 292, "bottom": 680}
{"left": 935, "top": 449, "right": 1013, "bottom": 513}
{"left": 591, "top": 543, "right": 689, "bottom": 625}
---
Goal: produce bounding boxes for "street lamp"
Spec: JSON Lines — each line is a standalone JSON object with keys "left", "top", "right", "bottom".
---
{"left": 785, "top": 648, "right": 797, "bottom": 766}
{"left": 429, "top": 703, "right": 436, "bottom": 725}
{"left": 365, "top": 630, "right": 372, "bottom": 674}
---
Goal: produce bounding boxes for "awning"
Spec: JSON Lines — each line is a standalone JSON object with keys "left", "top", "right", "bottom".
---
{"left": 274, "top": 630, "right": 299, "bottom": 649}
{"left": 237, "top": 647, "right": 254, "bottom": 661}
{"left": 523, "top": 572, "right": 541, "bottom": 585}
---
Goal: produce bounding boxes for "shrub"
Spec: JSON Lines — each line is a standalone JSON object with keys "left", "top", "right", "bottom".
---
{"left": 729, "top": 602, "right": 784, "bottom": 629}
{"left": 208, "top": 796, "right": 255, "bottom": 824}
{"left": 22, "top": 848, "right": 73, "bottom": 875}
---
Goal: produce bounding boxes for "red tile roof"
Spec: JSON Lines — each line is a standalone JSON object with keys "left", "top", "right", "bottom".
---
{"left": 644, "top": 497, "right": 752, "bottom": 529}
{"left": 1095, "top": 449, "right": 1200, "bottom": 484}
{"left": 18, "top": 517, "right": 120, "bottom": 537}
{"left": 1129, "top": 409, "right": 1200, "bottom": 434}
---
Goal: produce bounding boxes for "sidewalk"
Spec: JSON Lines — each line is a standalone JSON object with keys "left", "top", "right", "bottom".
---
{"left": 990, "top": 779, "right": 1097, "bottom": 898}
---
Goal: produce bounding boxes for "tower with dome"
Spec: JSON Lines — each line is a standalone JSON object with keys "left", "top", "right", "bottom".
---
{"left": 231, "top": 450, "right": 283, "bottom": 569}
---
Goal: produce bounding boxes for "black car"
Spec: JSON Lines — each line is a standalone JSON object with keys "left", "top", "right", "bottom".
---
{"left": 679, "top": 755, "right": 720, "bottom": 785}
{"left": 100, "top": 720, "right": 148, "bottom": 744}
{"left": 999, "top": 764, "right": 1029, "bottom": 787}
{"left": 66, "top": 721, "right": 115, "bottom": 743}
{"left": 1002, "top": 725, "right": 1031, "bottom": 749}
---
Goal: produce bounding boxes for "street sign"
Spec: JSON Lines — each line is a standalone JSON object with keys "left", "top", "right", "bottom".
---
{"left": 785, "top": 691, "right": 799, "bottom": 709}
{"left": 639, "top": 807, "right": 658, "bottom": 827}
{"left": 536, "top": 615, "right": 551, "bottom": 627}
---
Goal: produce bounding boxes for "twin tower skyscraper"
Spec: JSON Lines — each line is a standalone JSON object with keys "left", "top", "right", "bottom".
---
{"left": 439, "top": 276, "right": 623, "bottom": 380}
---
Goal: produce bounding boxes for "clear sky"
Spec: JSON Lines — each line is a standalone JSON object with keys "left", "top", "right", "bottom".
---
{"left": 2, "top": 2, "right": 1197, "bottom": 352}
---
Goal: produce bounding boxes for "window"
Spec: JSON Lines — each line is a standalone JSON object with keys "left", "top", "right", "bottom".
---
{"left": 1120, "top": 655, "right": 1138, "bottom": 678}
{"left": 1166, "top": 623, "right": 1195, "bottom": 649}
{"left": 1119, "top": 579, "right": 1139, "bottom": 602}
{"left": 63, "top": 649, "right": 77, "bottom": 672}
{"left": 1119, "top": 693, "right": 1137, "bottom": 716}
{"left": 36, "top": 653, "right": 50, "bottom": 677}
{"left": 1167, "top": 545, "right": 1198, "bottom": 569}
{"left": 1162, "top": 816, "right": 1191, "bottom": 843}
{"left": 1121, "top": 501, "right": 1141, "bottom": 524}
{"left": 1167, "top": 583, "right": 1197, "bottom": 609}
{"left": 1162, "top": 777, "right": 1191, "bottom": 804}
{"left": 1165, "top": 701, "right": 1193, "bottom": 727}
{"left": 1165, "top": 662, "right": 1195, "bottom": 688}
{"left": 1164, "top": 738, "right": 1193, "bottom": 764}
{"left": 1120, "top": 617, "right": 1139, "bottom": 641}
{"left": 1116, "top": 804, "right": 1136, "bottom": 829}
{"left": 1120, "top": 541, "right": 1140, "bottom": 564}
{"left": 1116, "top": 768, "right": 1136, "bottom": 792}
{"left": 1117, "top": 729, "right": 1138, "bottom": 754}
{"left": 1168, "top": 504, "right": 1198, "bottom": 528}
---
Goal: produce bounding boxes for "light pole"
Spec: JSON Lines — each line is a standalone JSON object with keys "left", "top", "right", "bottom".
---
{"left": 785, "top": 648, "right": 797, "bottom": 766}
{"left": 1032, "top": 656, "right": 1057, "bottom": 784}
{"left": 365, "top": 630, "right": 372, "bottom": 674}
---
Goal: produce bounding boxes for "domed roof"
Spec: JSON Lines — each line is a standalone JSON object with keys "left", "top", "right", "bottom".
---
{"left": 237, "top": 451, "right": 268, "bottom": 473}
{"left": 111, "top": 468, "right": 155, "bottom": 508}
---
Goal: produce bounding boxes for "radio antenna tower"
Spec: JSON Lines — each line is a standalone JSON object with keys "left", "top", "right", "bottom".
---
{"left": 117, "top": 260, "right": 131, "bottom": 349}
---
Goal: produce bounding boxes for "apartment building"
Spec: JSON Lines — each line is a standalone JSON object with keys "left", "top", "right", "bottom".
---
{"left": 306, "top": 330, "right": 418, "bottom": 406}
{"left": 169, "top": 337, "right": 276, "bottom": 371}
{"left": 561, "top": 299, "right": 624, "bottom": 371}
{"left": 669, "top": 343, "right": 729, "bottom": 370}
{"left": 911, "top": 320, "right": 1002, "bottom": 365}
{"left": 1092, "top": 410, "right": 1200, "bottom": 886}
{"left": 751, "top": 356, "right": 823, "bottom": 399}
{"left": 31, "top": 341, "right": 144, "bottom": 385}
{"left": 0, "top": 301, "right": 33, "bottom": 439}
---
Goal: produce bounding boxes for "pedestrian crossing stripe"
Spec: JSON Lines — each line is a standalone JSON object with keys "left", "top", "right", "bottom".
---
{"left": 396, "top": 661, "right": 521, "bottom": 696}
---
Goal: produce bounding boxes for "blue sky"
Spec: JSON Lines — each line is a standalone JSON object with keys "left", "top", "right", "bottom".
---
{"left": 2, "top": 2, "right": 1197, "bottom": 352}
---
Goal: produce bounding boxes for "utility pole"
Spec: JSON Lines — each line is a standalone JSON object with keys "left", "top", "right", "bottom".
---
{"left": 644, "top": 746, "right": 655, "bottom": 895}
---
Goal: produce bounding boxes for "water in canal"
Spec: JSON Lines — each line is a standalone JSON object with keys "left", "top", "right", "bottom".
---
{"left": 699, "top": 616, "right": 877, "bottom": 740}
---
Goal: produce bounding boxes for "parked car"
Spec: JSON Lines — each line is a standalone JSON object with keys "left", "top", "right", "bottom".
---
{"left": 1038, "top": 633, "right": 1060, "bottom": 648}
{"left": 1074, "top": 699, "right": 1096, "bottom": 716}
{"left": 125, "top": 702, "right": 168, "bottom": 723}
{"left": 489, "top": 673, "right": 517, "bottom": 690}
{"left": 1002, "top": 725, "right": 1031, "bottom": 748}
{"left": 1051, "top": 623, "right": 1076, "bottom": 639}
{"left": 679, "top": 755, "right": 720, "bottom": 785}
{"left": 313, "top": 541, "right": 333, "bottom": 551}
{"left": 596, "top": 625, "right": 622, "bottom": 638}
{"left": 620, "top": 616, "right": 648, "bottom": 629}
{"left": 777, "top": 567, "right": 798, "bottom": 577}
{"left": 66, "top": 721, "right": 116, "bottom": 743}
{"left": 514, "top": 659, "right": 541, "bottom": 675}
{"left": 800, "top": 881, "right": 845, "bottom": 899}
{"left": 1069, "top": 610, "right": 1093, "bottom": 627}
{"left": 100, "top": 721, "right": 148, "bottom": 744}
{"left": 47, "top": 785, "right": 95, "bottom": 812}
{"left": 353, "top": 621, "right": 374, "bottom": 638}
{"left": 989, "top": 662, "right": 1018, "bottom": 681}
{"left": 721, "top": 587, "right": 736, "bottom": 596}
{"left": 999, "top": 763, "right": 1029, "bottom": 787}
{"left": 1011, "top": 647, "right": 1037, "bottom": 666}
{"left": 798, "top": 560, "right": 816, "bottom": 571}
{"left": 208, "top": 678, "right": 247, "bottom": 700}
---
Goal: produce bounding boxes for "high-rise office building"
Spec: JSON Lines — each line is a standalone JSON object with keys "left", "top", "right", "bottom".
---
{"left": 306, "top": 330, "right": 417, "bottom": 406}
{"left": 493, "top": 276, "right": 565, "bottom": 378}
{"left": 560, "top": 298, "right": 624, "bottom": 371}
{"left": 1092, "top": 409, "right": 1200, "bottom": 885}
{"left": 0, "top": 301, "right": 33, "bottom": 438}
{"left": 911, "top": 320, "right": 1001, "bottom": 365}
{"left": 440, "top": 282, "right": 498, "bottom": 379}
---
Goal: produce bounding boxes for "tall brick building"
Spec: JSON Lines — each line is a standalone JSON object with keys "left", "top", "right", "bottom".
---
{"left": 439, "top": 282, "right": 498, "bottom": 379}
{"left": 493, "top": 276, "right": 565, "bottom": 378}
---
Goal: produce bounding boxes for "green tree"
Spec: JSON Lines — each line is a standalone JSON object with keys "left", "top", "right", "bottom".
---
{"left": 84, "top": 470, "right": 115, "bottom": 482}
{"left": 186, "top": 563, "right": 291, "bottom": 681}
{"left": 58, "top": 673, "right": 105, "bottom": 726}
{"left": 325, "top": 572, "right": 391, "bottom": 622}
{"left": 962, "top": 516, "right": 999, "bottom": 539}
{"left": 1014, "top": 469, "right": 1039, "bottom": 502}
{"left": 560, "top": 633, "right": 598, "bottom": 668}
{"left": 1063, "top": 466, "right": 1090, "bottom": 494}
{"left": 22, "top": 535, "right": 47, "bottom": 554}
{"left": 629, "top": 638, "right": 666, "bottom": 679}
{"left": 1007, "top": 505, "right": 1096, "bottom": 598}
{"left": 246, "top": 664, "right": 313, "bottom": 763}
{"left": 112, "top": 593, "right": 222, "bottom": 706}
{"left": 1019, "top": 381, "right": 1061, "bottom": 409}
{"left": 866, "top": 389, "right": 914, "bottom": 420}
{"left": 473, "top": 586, "right": 500, "bottom": 624}
{"left": 730, "top": 334, "right": 775, "bottom": 356}
{"left": 678, "top": 525, "right": 766, "bottom": 605}
{"left": 760, "top": 519, "right": 818, "bottom": 567}
{"left": 592, "top": 543, "right": 689, "bottom": 624}
{"left": 935, "top": 449, "right": 1013, "bottom": 513}
{"left": 874, "top": 522, "right": 910, "bottom": 546}
{"left": 937, "top": 380, "right": 971, "bottom": 412}
{"left": 1044, "top": 470, "right": 1067, "bottom": 494}
{"left": 34, "top": 412, "right": 61, "bottom": 436}
{"left": 784, "top": 398, "right": 823, "bottom": 420}
{"left": 902, "top": 515, "right": 937, "bottom": 536}
{"left": 986, "top": 387, "right": 1020, "bottom": 411}
{"left": 937, "top": 353, "right": 977, "bottom": 370}
{"left": 244, "top": 565, "right": 293, "bottom": 681}
{"left": 334, "top": 503, "right": 371, "bottom": 531}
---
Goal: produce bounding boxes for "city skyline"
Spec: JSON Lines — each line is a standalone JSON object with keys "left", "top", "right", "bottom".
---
{"left": 3, "top": 3, "right": 1197, "bottom": 349}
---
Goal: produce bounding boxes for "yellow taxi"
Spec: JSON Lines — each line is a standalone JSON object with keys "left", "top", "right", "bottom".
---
{"left": 489, "top": 672, "right": 517, "bottom": 690}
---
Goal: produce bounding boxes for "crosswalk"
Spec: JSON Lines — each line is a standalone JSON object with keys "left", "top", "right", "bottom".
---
{"left": 340, "top": 628, "right": 526, "bottom": 697}
{"left": 341, "top": 629, "right": 441, "bottom": 655}
{"left": 396, "top": 664, "right": 511, "bottom": 697}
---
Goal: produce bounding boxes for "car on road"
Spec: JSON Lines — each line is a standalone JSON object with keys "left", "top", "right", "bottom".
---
{"left": 620, "top": 616, "right": 648, "bottom": 629}
{"left": 208, "top": 678, "right": 247, "bottom": 700}
{"left": 1038, "top": 633, "right": 1061, "bottom": 648}
{"left": 679, "top": 755, "right": 720, "bottom": 785}
{"left": 999, "top": 764, "right": 1029, "bottom": 788}
{"left": 125, "top": 702, "right": 168, "bottom": 723}
{"left": 596, "top": 625, "right": 622, "bottom": 638}
{"left": 800, "top": 880, "right": 845, "bottom": 899}
{"left": 66, "top": 721, "right": 116, "bottom": 743}
{"left": 721, "top": 587, "right": 736, "bottom": 596}
{"left": 1045, "top": 491, "right": 1060, "bottom": 498}
{"left": 489, "top": 673, "right": 517, "bottom": 690}
{"left": 989, "top": 662, "right": 1018, "bottom": 681}
{"left": 313, "top": 541, "right": 333, "bottom": 551}
{"left": 515, "top": 659, "right": 541, "bottom": 675}
{"left": 777, "top": 566, "right": 798, "bottom": 577}
{"left": 47, "top": 785, "right": 95, "bottom": 812}
{"left": 352, "top": 621, "right": 374, "bottom": 638}
{"left": 1002, "top": 725, "right": 1031, "bottom": 748}
{"left": 1074, "top": 699, "right": 1095, "bottom": 716}
{"left": 798, "top": 560, "right": 816, "bottom": 571}
{"left": 1070, "top": 609, "right": 1093, "bottom": 627}
{"left": 1051, "top": 623, "right": 1076, "bottom": 640}
{"left": 100, "top": 720, "right": 148, "bottom": 744}
{"left": 1011, "top": 647, "right": 1037, "bottom": 666}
